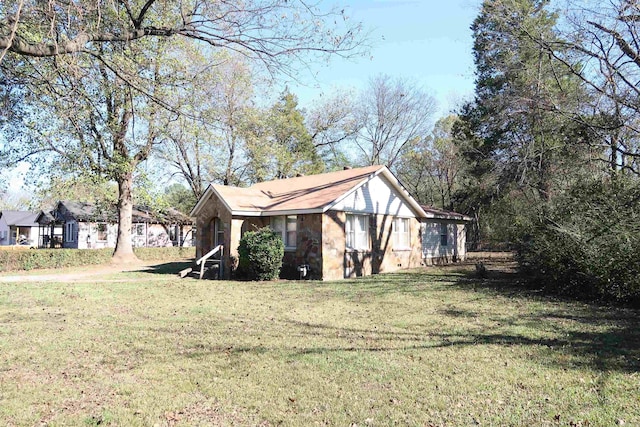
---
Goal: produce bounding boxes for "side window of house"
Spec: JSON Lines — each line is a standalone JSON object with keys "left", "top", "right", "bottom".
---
{"left": 392, "top": 217, "right": 410, "bottom": 249}
{"left": 270, "top": 215, "right": 297, "bottom": 249}
{"left": 169, "top": 225, "right": 179, "bottom": 242}
{"left": 65, "top": 223, "right": 75, "bottom": 242}
{"left": 96, "top": 223, "right": 108, "bottom": 241}
{"left": 346, "top": 214, "right": 369, "bottom": 250}
{"left": 135, "top": 224, "right": 146, "bottom": 237}
{"left": 440, "top": 223, "right": 448, "bottom": 247}
{"left": 285, "top": 215, "right": 297, "bottom": 248}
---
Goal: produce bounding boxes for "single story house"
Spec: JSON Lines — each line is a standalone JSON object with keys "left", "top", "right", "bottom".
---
{"left": 0, "top": 210, "right": 40, "bottom": 247}
{"left": 37, "top": 201, "right": 195, "bottom": 249}
{"left": 191, "top": 165, "right": 471, "bottom": 280}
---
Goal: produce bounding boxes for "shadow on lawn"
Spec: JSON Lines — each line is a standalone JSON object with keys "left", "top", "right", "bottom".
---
{"left": 447, "top": 262, "right": 640, "bottom": 373}
{"left": 137, "top": 261, "right": 193, "bottom": 275}
{"left": 182, "top": 263, "right": 639, "bottom": 374}
{"left": 184, "top": 314, "right": 638, "bottom": 374}
{"left": 277, "top": 315, "right": 640, "bottom": 373}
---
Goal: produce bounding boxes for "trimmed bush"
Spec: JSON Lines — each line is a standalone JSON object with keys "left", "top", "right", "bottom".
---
{"left": 0, "top": 247, "right": 195, "bottom": 272}
{"left": 237, "top": 227, "right": 284, "bottom": 281}
{"left": 134, "top": 246, "right": 195, "bottom": 261}
{"left": 0, "top": 248, "right": 112, "bottom": 271}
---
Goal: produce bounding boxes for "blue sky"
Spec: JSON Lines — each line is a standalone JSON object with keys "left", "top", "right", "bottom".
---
{"left": 291, "top": 0, "right": 480, "bottom": 116}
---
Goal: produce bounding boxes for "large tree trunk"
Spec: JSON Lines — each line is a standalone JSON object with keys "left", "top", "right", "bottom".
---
{"left": 112, "top": 171, "right": 139, "bottom": 264}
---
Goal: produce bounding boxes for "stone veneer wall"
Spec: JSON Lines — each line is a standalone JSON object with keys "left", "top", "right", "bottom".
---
{"left": 322, "top": 210, "right": 346, "bottom": 281}
{"left": 286, "top": 214, "right": 323, "bottom": 279}
{"left": 242, "top": 215, "right": 323, "bottom": 280}
{"left": 194, "top": 194, "right": 234, "bottom": 278}
{"left": 196, "top": 199, "right": 427, "bottom": 280}
{"left": 322, "top": 211, "right": 423, "bottom": 280}
{"left": 374, "top": 215, "right": 422, "bottom": 274}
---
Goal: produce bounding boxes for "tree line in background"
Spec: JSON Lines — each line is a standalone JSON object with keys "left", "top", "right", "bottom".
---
{"left": 1, "top": 0, "right": 639, "bottom": 302}
{"left": 453, "top": 0, "right": 640, "bottom": 303}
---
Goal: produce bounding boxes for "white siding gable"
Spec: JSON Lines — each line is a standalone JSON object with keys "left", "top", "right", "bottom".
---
{"left": 330, "top": 174, "right": 416, "bottom": 217}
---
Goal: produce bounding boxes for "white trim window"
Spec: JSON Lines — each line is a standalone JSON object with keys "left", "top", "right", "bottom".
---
{"left": 65, "top": 222, "right": 75, "bottom": 242}
{"left": 169, "top": 225, "right": 179, "bottom": 243}
{"left": 346, "top": 214, "right": 369, "bottom": 250}
{"left": 392, "top": 217, "right": 410, "bottom": 249}
{"left": 270, "top": 215, "right": 297, "bottom": 249}
{"left": 95, "top": 223, "right": 108, "bottom": 242}
{"left": 134, "top": 223, "right": 146, "bottom": 237}
{"left": 440, "top": 223, "right": 448, "bottom": 247}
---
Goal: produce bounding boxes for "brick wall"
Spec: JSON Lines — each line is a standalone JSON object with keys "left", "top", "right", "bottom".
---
{"left": 321, "top": 210, "right": 346, "bottom": 280}
{"left": 195, "top": 197, "right": 426, "bottom": 280}
{"left": 194, "top": 195, "right": 234, "bottom": 278}
{"left": 322, "top": 211, "right": 423, "bottom": 280}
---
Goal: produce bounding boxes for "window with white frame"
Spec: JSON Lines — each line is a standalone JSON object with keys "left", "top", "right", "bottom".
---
{"left": 392, "top": 217, "right": 410, "bottom": 249}
{"left": 440, "top": 223, "right": 448, "bottom": 247}
{"left": 95, "top": 223, "right": 108, "bottom": 241}
{"left": 169, "top": 225, "right": 179, "bottom": 242}
{"left": 65, "top": 222, "right": 75, "bottom": 242}
{"left": 285, "top": 216, "right": 297, "bottom": 248}
{"left": 270, "top": 215, "right": 297, "bottom": 249}
{"left": 346, "top": 214, "right": 369, "bottom": 250}
{"left": 134, "top": 223, "right": 146, "bottom": 237}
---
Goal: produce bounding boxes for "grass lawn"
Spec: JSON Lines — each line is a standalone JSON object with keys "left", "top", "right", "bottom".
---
{"left": 0, "top": 262, "right": 638, "bottom": 426}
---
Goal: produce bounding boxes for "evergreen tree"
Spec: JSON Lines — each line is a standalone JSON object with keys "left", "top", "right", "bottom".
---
{"left": 454, "top": 0, "right": 587, "bottom": 246}
{"left": 247, "top": 90, "right": 323, "bottom": 181}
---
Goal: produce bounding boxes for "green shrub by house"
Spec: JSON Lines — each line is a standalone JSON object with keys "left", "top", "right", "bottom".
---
{"left": 237, "top": 227, "right": 284, "bottom": 281}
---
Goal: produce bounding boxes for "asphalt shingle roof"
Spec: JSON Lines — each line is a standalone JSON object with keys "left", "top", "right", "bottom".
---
{"left": 39, "top": 201, "right": 193, "bottom": 225}
{"left": 0, "top": 211, "right": 39, "bottom": 227}
{"left": 212, "top": 165, "right": 385, "bottom": 213}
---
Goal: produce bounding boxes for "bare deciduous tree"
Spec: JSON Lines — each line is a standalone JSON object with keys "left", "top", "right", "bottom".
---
{"left": 352, "top": 74, "right": 437, "bottom": 169}
{"left": 306, "top": 90, "right": 360, "bottom": 169}
{"left": 158, "top": 53, "right": 257, "bottom": 197}
{"left": 0, "top": 0, "right": 364, "bottom": 71}
{"left": 532, "top": 0, "right": 640, "bottom": 174}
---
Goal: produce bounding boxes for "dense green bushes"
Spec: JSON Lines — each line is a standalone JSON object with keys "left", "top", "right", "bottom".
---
{"left": 0, "top": 248, "right": 111, "bottom": 271}
{"left": 516, "top": 178, "right": 640, "bottom": 304}
{"left": 0, "top": 247, "right": 195, "bottom": 272}
{"left": 134, "top": 246, "right": 195, "bottom": 261}
{"left": 237, "top": 227, "right": 284, "bottom": 280}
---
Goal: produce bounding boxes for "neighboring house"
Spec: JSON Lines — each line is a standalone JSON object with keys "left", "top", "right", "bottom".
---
{"left": 37, "top": 201, "right": 195, "bottom": 249}
{"left": 0, "top": 211, "right": 40, "bottom": 247}
{"left": 191, "top": 165, "right": 470, "bottom": 280}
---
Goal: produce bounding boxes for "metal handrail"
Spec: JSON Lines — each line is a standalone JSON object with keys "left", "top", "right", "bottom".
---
{"left": 196, "top": 244, "right": 223, "bottom": 279}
